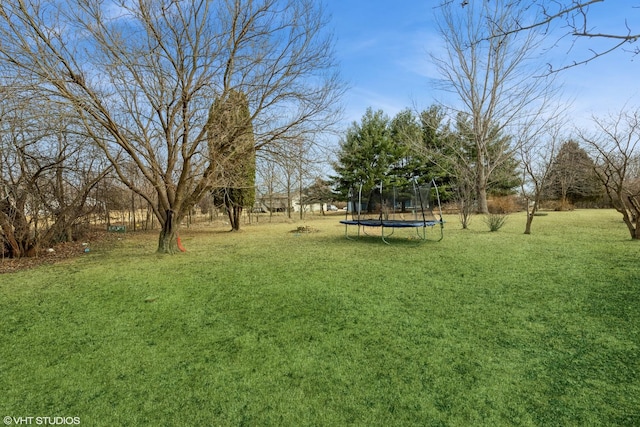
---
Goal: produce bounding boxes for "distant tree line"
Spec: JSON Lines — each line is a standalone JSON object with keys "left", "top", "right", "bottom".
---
{"left": 331, "top": 107, "right": 604, "bottom": 217}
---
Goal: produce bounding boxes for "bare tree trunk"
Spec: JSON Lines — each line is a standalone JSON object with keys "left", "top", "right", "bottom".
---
{"left": 286, "top": 177, "right": 292, "bottom": 219}
{"left": 621, "top": 196, "right": 640, "bottom": 240}
{"left": 524, "top": 214, "right": 533, "bottom": 235}
{"left": 158, "top": 210, "right": 179, "bottom": 254}
{"left": 619, "top": 208, "right": 638, "bottom": 240}
{"left": 131, "top": 191, "right": 136, "bottom": 232}
{"left": 475, "top": 147, "right": 489, "bottom": 214}
{"left": 0, "top": 213, "right": 23, "bottom": 258}
{"left": 0, "top": 198, "right": 38, "bottom": 258}
{"left": 226, "top": 205, "right": 242, "bottom": 231}
{"left": 524, "top": 196, "right": 540, "bottom": 235}
{"left": 476, "top": 173, "right": 489, "bottom": 214}
{"left": 627, "top": 196, "right": 640, "bottom": 239}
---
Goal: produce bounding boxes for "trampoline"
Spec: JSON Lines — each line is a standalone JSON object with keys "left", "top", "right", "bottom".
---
{"left": 340, "top": 178, "right": 444, "bottom": 244}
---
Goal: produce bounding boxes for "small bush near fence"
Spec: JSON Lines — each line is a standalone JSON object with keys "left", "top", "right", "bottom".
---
{"left": 487, "top": 195, "right": 522, "bottom": 214}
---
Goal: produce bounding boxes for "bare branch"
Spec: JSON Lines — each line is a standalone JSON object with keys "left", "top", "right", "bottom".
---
{"left": 446, "top": 1, "right": 639, "bottom": 71}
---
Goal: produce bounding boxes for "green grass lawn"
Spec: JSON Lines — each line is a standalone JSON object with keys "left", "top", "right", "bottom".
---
{"left": 1, "top": 210, "right": 639, "bottom": 426}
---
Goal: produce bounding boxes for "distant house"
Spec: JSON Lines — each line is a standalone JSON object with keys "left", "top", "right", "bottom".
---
{"left": 294, "top": 199, "right": 327, "bottom": 213}
{"left": 254, "top": 193, "right": 290, "bottom": 213}
{"left": 254, "top": 193, "right": 332, "bottom": 213}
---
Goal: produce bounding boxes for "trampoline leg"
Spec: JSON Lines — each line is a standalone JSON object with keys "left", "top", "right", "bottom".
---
{"left": 344, "top": 224, "right": 359, "bottom": 241}
{"left": 381, "top": 226, "right": 391, "bottom": 245}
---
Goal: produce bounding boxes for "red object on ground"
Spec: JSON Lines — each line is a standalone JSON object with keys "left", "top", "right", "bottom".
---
{"left": 176, "top": 236, "right": 186, "bottom": 252}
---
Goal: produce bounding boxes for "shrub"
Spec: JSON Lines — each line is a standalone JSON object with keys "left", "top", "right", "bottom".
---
{"left": 484, "top": 213, "right": 508, "bottom": 232}
{"left": 487, "top": 195, "right": 522, "bottom": 214}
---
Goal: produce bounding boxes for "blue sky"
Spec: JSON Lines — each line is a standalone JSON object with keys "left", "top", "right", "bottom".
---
{"left": 325, "top": 1, "right": 640, "bottom": 133}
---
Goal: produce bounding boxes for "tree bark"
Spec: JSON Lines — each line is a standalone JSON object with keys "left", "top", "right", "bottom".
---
{"left": 227, "top": 204, "right": 242, "bottom": 231}
{"left": 157, "top": 210, "right": 179, "bottom": 254}
{"left": 524, "top": 198, "right": 539, "bottom": 235}
{"left": 625, "top": 196, "right": 640, "bottom": 239}
{"left": 0, "top": 213, "right": 22, "bottom": 258}
{"left": 0, "top": 198, "right": 38, "bottom": 258}
{"left": 474, "top": 145, "right": 489, "bottom": 214}
{"left": 476, "top": 172, "right": 489, "bottom": 214}
{"left": 524, "top": 214, "right": 533, "bottom": 235}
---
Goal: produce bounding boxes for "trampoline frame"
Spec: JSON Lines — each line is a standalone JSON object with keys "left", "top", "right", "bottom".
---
{"left": 340, "top": 178, "right": 444, "bottom": 244}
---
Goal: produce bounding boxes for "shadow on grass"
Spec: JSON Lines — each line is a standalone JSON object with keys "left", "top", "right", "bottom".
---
{"left": 312, "top": 234, "right": 443, "bottom": 247}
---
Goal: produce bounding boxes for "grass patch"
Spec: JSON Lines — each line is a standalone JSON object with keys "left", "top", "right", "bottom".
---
{"left": 1, "top": 211, "right": 639, "bottom": 425}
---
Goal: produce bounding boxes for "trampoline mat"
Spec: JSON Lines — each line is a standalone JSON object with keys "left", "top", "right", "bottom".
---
{"left": 340, "top": 219, "right": 442, "bottom": 228}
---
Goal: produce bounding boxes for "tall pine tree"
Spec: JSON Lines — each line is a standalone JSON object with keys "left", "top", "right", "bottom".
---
{"left": 544, "top": 140, "right": 602, "bottom": 209}
{"left": 208, "top": 90, "right": 256, "bottom": 231}
{"left": 332, "top": 108, "right": 396, "bottom": 196}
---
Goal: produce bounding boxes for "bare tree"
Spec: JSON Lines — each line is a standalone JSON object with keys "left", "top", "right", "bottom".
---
{"left": 580, "top": 108, "right": 640, "bottom": 239}
{"left": 519, "top": 120, "right": 565, "bottom": 234}
{"left": 0, "top": 0, "right": 343, "bottom": 253}
{"left": 256, "top": 136, "right": 319, "bottom": 220}
{"left": 433, "top": 0, "right": 558, "bottom": 213}
{"left": 436, "top": 124, "right": 478, "bottom": 229}
{"left": 0, "top": 90, "right": 110, "bottom": 257}
{"left": 272, "top": 143, "right": 298, "bottom": 220}
{"left": 282, "top": 138, "right": 321, "bottom": 220}
{"left": 255, "top": 154, "right": 281, "bottom": 220}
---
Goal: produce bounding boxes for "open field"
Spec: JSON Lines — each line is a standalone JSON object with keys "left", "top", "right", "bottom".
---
{"left": 1, "top": 210, "right": 639, "bottom": 426}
